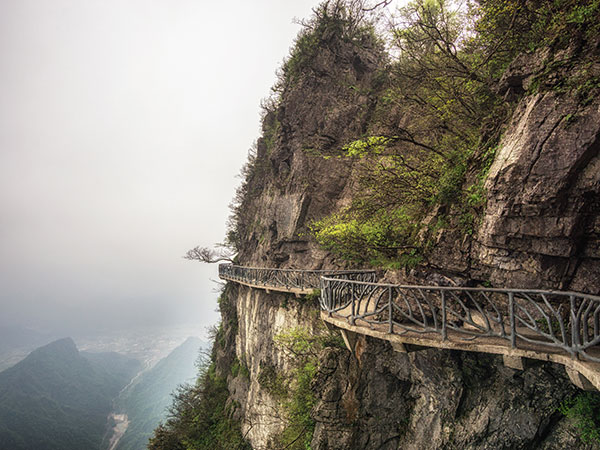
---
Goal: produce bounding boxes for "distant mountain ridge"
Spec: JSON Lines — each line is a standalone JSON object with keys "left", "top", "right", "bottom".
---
{"left": 0, "top": 337, "right": 141, "bottom": 450}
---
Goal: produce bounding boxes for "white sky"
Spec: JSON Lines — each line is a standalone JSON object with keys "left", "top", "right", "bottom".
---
{"left": 0, "top": 0, "right": 324, "bottom": 337}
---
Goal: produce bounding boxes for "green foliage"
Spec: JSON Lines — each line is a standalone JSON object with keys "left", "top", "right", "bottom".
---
{"left": 304, "top": 289, "right": 322, "bottom": 303}
{"left": 148, "top": 359, "right": 250, "bottom": 450}
{"left": 230, "top": 355, "right": 250, "bottom": 380}
{"left": 265, "top": 326, "right": 344, "bottom": 450}
{"left": 299, "top": 0, "right": 600, "bottom": 269}
{"left": 529, "top": 0, "right": 600, "bottom": 46}
{"left": 311, "top": 142, "right": 483, "bottom": 266}
{"left": 311, "top": 206, "right": 422, "bottom": 265}
{"left": 258, "top": 363, "right": 288, "bottom": 400}
{"left": 308, "top": 0, "right": 519, "bottom": 268}
{"left": 478, "top": 0, "right": 600, "bottom": 99}
{"left": 474, "top": 0, "right": 599, "bottom": 61}
{"left": 458, "top": 143, "right": 498, "bottom": 235}
{"left": 274, "top": 327, "right": 328, "bottom": 357}
{"left": 559, "top": 392, "right": 600, "bottom": 444}
{"left": 534, "top": 317, "right": 562, "bottom": 337}
{"left": 262, "top": 115, "right": 281, "bottom": 155}
{"left": 435, "top": 152, "right": 469, "bottom": 205}
{"left": 279, "top": 360, "right": 317, "bottom": 450}
{"left": 216, "top": 285, "right": 238, "bottom": 339}
{"left": 343, "top": 136, "right": 392, "bottom": 157}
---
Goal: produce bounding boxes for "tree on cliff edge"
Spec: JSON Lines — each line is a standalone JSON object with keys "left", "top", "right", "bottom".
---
{"left": 184, "top": 246, "right": 234, "bottom": 264}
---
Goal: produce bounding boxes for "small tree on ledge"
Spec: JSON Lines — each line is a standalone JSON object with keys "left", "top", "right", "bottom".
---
{"left": 184, "top": 246, "right": 235, "bottom": 264}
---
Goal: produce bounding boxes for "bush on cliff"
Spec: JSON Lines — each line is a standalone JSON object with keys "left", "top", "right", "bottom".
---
{"left": 560, "top": 392, "right": 600, "bottom": 444}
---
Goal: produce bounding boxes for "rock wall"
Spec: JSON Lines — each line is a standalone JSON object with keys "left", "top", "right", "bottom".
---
{"left": 226, "top": 285, "right": 322, "bottom": 448}
{"left": 235, "top": 25, "right": 386, "bottom": 270}
{"left": 216, "top": 22, "right": 600, "bottom": 450}
{"left": 475, "top": 88, "right": 600, "bottom": 290}
{"left": 312, "top": 339, "right": 582, "bottom": 450}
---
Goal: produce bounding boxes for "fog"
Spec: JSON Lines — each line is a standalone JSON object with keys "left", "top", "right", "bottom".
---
{"left": 0, "top": 0, "right": 321, "bottom": 338}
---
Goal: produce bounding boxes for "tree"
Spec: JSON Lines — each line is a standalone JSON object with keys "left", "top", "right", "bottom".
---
{"left": 184, "top": 246, "right": 234, "bottom": 264}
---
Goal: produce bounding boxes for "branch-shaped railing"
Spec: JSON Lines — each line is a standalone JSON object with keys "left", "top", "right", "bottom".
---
{"left": 320, "top": 273, "right": 600, "bottom": 363}
{"left": 218, "top": 263, "right": 376, "bottom": 293}
{"left": 219, "top": 264, "right": 600, "bottom": 363}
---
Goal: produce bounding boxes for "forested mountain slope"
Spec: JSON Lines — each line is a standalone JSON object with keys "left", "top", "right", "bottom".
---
{"left": 0, "top": 338, "right": 140, "bottom": 450}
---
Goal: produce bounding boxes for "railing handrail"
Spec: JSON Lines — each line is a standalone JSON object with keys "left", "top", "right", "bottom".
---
{"left": 320, "top": 274, "right": 600, "bottom": 302}
{"left": 220, "top": 264, "right": 600, "bottom": 302}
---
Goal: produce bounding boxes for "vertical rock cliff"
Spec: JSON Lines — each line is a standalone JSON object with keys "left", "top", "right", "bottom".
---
{"left": 214, "top": 5, "right": 600, "bottom": 448}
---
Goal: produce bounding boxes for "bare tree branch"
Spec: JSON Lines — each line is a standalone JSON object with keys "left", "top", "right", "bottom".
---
{"left": 184, "top": 246, "right": 234, "bottom": 263}
{"left": 362, "top": 0, "right": 392, "bottom": 12}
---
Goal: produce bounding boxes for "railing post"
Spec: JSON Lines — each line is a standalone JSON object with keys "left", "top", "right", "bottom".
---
{"left": 326, "top": 279, "right": 332, "bottom": 316}
{"left": 509, "top": 292, "right": 516, "bottom": 349}
{"left": 351, "top": 283, "right": 356, "bottom": 325}
{"left": 441, "top": 290, "right": 447, "bottom": 341}
{"left": 570, "top": 295, "right": 580, "bottom": 358}
{"left": 388, "top": 287, "right": 393, "bottom": 334}
{"left": 319, "top": 277, "right": 324, "bottom": 310}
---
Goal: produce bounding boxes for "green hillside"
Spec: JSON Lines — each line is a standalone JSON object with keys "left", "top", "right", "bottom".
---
{"left": 115, "top": 337, "right": 202, "bottom": 450}
{"left": 0, "top": 338, "right": 141, "bottom": 450}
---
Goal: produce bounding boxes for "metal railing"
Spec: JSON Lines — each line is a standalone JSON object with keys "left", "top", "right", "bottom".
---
{"left": 320, "top": 273, "right": 600, "bottom": 362}
{"left": 219, "top": 264, "right": 600, "bottom": 363}
{"left": 218, "top": 263, "right": 376, "bottom": 292}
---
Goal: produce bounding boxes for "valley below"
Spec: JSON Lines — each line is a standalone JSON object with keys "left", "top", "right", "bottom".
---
{"left": 0, "top": 326, "right": 205, "bottom": 450}
{"left": 107, "top": 414, "right": 130, "bottom": 450}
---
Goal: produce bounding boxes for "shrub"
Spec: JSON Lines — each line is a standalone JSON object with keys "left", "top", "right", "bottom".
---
{"left": 268, "top": 326, "right": 344, "bottom": 450}
{"left": 559, "top": 392, "right": 600, "bottom": 444}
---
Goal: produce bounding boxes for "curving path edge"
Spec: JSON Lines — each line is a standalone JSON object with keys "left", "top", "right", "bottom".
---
{"left": 218, "top": 264, "right": 600, "bottom": 391}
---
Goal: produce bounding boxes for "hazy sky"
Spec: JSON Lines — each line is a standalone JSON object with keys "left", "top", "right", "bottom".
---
{"left": 0, "top": 0, "right": 323, "bottom": 337}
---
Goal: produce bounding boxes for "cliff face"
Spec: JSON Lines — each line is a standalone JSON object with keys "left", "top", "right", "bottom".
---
{"left": 221, "top": 285, "right": 323, "bottom": 447}
{"left": 234, "top": 21, "right": 386, "bottom": 270}
{"left": 311, "top": 340, "right": 579, "bottom": 449}
{"left": 476, "top": 76, "right": 600, "bottom": 291}
{"left": 214, "top": 7, "right": 600, "bottom": 450}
